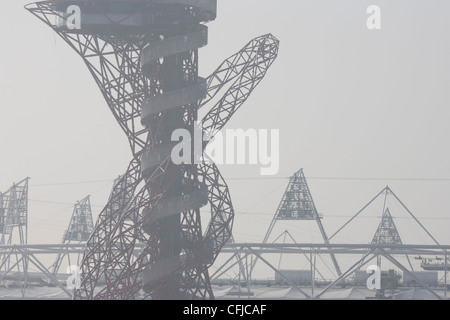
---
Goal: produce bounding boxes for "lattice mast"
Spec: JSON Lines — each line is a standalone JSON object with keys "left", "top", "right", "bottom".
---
{"left": 27, "top": 0, "right": 279, "bottom": 299}
{"left": 261, "top": 169, "right": 341, "bottom": 275}
{"left": 52, "top": 195, "right": 94, "bottom": 274}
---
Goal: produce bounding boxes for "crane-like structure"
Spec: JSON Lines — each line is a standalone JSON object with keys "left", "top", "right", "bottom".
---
{"left": 26, "top": 0, "right": 279, "bottom": 299}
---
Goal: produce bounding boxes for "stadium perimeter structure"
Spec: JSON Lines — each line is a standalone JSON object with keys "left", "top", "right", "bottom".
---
{"left": 26, "top": 0, "right": 279, "bottom": 299}
{"left": 0, "top": 178, "right": 448, "bottom": 299}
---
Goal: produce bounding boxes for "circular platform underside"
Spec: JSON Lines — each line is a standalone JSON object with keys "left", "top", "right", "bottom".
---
{"left": 49, "top": 0, "right": 216, "bottom": 34}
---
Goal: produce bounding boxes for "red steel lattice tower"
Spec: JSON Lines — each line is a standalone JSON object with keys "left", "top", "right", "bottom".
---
{"left": 26, "top": 0, "right": 279, "bottom": 299}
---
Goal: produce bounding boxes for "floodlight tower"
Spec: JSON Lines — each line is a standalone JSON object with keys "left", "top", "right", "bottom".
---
{"left": 52, "top": 195, "right": 94, "bottom": 274}
{"left": 260, "top": 169, "right": 341, "bottom": 276}
{"left": 372, "top": 208, "right": 402, "bottom": 245}
{"left": 0, "top": 178, "right": 30, "bottom": 283}
{"left": 0, "top": 178, "right": 30, "bottom": 246}
{"left": 26, "top": 0, "right": 279, "bottom": 299}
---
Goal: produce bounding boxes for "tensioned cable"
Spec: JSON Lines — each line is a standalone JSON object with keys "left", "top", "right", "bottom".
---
{"left": 22, "top": 176, "right": 450, "bottom": 191}
{"left": 30, "top": 179, "right": 113, "bottom": 187}
{"left": 28, "top": 179, "right": 115, "bottom": 232}
{"left": 227, "top": 177, "right": 450, "bottom": 182}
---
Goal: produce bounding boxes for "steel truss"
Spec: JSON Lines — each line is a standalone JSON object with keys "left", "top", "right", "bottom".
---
{"left": 0, "top": 243, "right": 143, "bottom": 299}
{"left": 0, "top": 243, "right": 446, "bottom": 299}
{"left": 220, "top": 243, "right": 450, "bottom": 300}
{"left": 26, "top": 0, "right": 279, "bottom": 299}
{"left": 215, "top": 185, "right": 445, "bottom": 298}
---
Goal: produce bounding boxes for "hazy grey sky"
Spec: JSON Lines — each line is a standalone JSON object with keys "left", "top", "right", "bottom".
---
{"left": 1, "top": 0, "right": 450, "bottom": 258}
